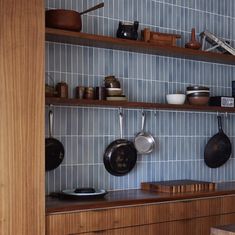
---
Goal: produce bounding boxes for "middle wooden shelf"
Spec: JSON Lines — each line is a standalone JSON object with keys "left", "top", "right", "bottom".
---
{"left": 46, "top": 97, "right": 235, "bottom": 113}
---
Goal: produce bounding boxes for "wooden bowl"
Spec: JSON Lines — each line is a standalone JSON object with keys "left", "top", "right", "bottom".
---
{"left": 188, "top": 96, "right": 209, "bottom": 105}
{"left": 46, "top": 9, "right": 82, "bottom": 31}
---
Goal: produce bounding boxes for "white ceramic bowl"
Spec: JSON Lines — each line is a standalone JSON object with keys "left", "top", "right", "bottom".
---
{"left": 166, "top": 94, "right": 186, "bottom": 105}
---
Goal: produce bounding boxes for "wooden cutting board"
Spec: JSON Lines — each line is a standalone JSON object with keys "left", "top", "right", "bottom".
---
{"left": 141, "top": 180, "right": 216, "bottom": 193}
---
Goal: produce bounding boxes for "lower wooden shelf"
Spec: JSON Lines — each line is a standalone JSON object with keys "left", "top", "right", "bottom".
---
{"left": 45, "top": 97, "right": 235, "bottom": 113}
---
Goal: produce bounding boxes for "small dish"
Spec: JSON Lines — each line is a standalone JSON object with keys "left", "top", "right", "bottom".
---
{"left": 106, "top": 96, "right": 127, "bottom": 101}
{"left": 106, "top": 88, "right": 123, "bottom": 96}
{"left": 187, "top": 92, "right": 210, "bottom": 97}
{"left": 166, "top": 94, "right": 186, "bottom": 105}
{"left": 62, "top": 189, "right": 107, "bottom": 198}
{"left": 186, "top": 86, "right": 209, "bottom": 91}
{"left": 186, "top": 90, "right": 210, "bottom": 95}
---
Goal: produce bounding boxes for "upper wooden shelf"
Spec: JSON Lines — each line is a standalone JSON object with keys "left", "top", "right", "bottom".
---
{"left": 45, "top": 97, "right": 235, "bottom": 113}
{"left": 46, "top": 28, "right": 235, "bottom": 65}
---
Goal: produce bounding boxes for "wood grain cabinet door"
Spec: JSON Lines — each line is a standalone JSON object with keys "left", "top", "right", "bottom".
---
{"left": 46, "top": 195, "right": 235, "bottom": 235}
{"left": 73, "top": 213, "right": 235, "bottom": 235}
{"left": 0, "top": 0, "right": 45, "bottom": 234}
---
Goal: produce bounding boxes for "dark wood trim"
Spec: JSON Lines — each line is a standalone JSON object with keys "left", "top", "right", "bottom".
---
{"left": 45, "top": 28, "right": 235, "bottom": 65}
{"left": 46, "top": 97, "right": 235, "bottom": 113}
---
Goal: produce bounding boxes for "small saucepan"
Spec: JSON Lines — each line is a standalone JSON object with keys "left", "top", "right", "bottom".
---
{"left": 46, "top": 3, "right": 104, "bottom": 32}
{"left": 103, "top": 112, "right": 137, "bottom": 176}
{"left": 134, "top": 112, "right": 155, "bottom": 154}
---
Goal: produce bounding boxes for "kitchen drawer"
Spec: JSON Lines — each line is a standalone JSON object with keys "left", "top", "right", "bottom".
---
{"left": 74, "top": 213, "right": 235, "bottom": 235}
{"left": 46, "top": 195, "right": 235, "bottom": 235}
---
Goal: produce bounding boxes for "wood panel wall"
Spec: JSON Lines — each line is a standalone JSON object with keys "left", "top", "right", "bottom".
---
{"left": 0, "top": 0, "right": 45, "bottom": 234}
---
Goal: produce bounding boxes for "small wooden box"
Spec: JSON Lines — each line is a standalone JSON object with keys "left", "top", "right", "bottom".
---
{"left": 141, "top": 28, "right": 181, "bottom": 46}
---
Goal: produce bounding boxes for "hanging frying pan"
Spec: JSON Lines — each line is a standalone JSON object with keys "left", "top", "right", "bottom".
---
{"left": 45, "top": 109, "right": 65, "bottom": 171}
{"left": 134, "top": 111, "right": 155, "bottom": 154}
{"left": 103, "top": 112, "right": 137, "bottom": 176}
{"left": 204, "top": 115, "right": 231, "bottom": 168}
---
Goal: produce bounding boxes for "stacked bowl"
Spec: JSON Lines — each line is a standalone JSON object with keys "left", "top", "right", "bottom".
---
{"left": 186, "top": 86, "right": 210, "bottom": 105}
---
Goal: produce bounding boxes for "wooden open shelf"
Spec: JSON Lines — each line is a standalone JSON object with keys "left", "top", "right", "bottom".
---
{"left": 46, "top": 28, "right": 235, "bottom": 65}
{"left": 46, "top": 97, "right": 235, "bottom": 113}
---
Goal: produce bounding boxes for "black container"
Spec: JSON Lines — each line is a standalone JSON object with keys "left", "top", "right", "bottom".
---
{"left": 95, "top": 87, "right": 106, "bottom": 100}
{"left": 116, "top": 21, "right": 139, "bottom": 40}
{"left": 209, "top": 96, "right": 234, "bottom": 108}
{"left": 232, "top": 81, "right": 235, "bottom": 97}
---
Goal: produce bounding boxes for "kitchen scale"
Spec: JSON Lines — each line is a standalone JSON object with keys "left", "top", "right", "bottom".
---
{"left": 200, "top": 30, "right": 235, "bottom": 55}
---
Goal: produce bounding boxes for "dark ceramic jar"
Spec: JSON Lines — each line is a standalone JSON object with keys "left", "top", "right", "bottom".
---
{"left": 104, "top": 76, "right": 121, "bottom": 88}
{"left": 56, "top": 81, "right": 68, "bottom": 98}
{"left": 116, "top": 21, "right": 139, "bottom": 40}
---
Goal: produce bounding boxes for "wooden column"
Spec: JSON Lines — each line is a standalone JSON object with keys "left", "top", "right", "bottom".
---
{"left": 0, "top": 0, "right": 45, "bottom": 234}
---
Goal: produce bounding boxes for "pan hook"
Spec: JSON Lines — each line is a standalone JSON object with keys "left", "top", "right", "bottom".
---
{"left": 141, "top": 108, "right": 144, "bottom": 116}
{"left": 118, "top": 107, "right": 123, "bottom": 115}
{"left": 49, "top": 104, "right": 53, "bottom": 111}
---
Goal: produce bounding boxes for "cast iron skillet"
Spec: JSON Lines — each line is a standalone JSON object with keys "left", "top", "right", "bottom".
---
{"left": 45, "top": 109, "right": 64, "bottom": 171}
{"left": 103, "top": 112, "right": 137, "bottom": 176}
{"left": 204, "top": 115, "right": 231, "bottom": 168}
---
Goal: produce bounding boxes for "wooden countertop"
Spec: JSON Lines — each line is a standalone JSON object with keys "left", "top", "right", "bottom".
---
{"left": 46, "top": 182, "right": 235, "bottom": 214}
{"left": 211, "top": 224, "right": 235, "bottom": 235}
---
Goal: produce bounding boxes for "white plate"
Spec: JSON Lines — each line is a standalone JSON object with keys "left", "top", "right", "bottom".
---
{"left": 62, "top": 189, "right": 107, "bottom": 197}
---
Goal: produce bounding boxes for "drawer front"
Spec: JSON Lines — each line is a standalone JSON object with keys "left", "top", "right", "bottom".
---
{"left": 46, "top": 195, "right": 235, "bottom": 235}
{"left": 75, "top": 213, "right": 235, "bottom": 235}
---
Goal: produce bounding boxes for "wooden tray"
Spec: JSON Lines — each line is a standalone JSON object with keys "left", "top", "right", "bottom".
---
{"left": 141, "top": 180, "right": 216, "bottom": 193}
{"left": 141, "top": 28, "right": 181, "bottom": 46}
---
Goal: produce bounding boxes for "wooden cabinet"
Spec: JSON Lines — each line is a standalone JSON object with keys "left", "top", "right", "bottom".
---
{"left": 0, "top": 0, "right": 45, "bottom": 234}
{"left": 46, "top": 195, "right": 235, "bottom": 235}
{"left": 75, "top": 215, "right": 235, "bottom": 235}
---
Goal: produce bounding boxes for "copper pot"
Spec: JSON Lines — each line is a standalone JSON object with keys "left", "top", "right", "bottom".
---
{"left": 46, "top": 3, "right": 104, "bottom": 32}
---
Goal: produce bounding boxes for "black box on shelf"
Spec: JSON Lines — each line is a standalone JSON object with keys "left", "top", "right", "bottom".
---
{"left": 209, "top": 96, "right": 234, "bottom": 108}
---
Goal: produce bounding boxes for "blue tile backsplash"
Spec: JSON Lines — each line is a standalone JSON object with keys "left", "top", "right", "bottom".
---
{"left": 45, "top": 0, "right": 235, "bottom": 194}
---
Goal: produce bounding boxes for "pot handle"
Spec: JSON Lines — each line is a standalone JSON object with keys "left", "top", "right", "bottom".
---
{"left": 80, "top": 2, "right": 104, "bottom": 15}
{"left": 141, "top": 112, "right": 146, "bottom": 132}
{"left": 217, "top": 115, "right": 223, "bottom": 132}
{"left": 119, "top": 111, "right": 123, "bottom": 139}
{"left": 49, "top": 109, "right": 54, "bottom": 137}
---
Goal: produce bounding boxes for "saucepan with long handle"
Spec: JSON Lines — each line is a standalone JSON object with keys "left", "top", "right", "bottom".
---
{"left": 46, "top": 3, "right": 104, "bottom": 31}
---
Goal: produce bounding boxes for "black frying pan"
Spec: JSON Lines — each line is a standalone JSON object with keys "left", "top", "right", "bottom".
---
{"left": 204, "top": 115, "right": 231, "bottom": 168}
{"left": 103, "top": 112, "right": 137, "bottom": 176}
{"left": 45, "top": 109, "right": 64, "bottom": 171}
